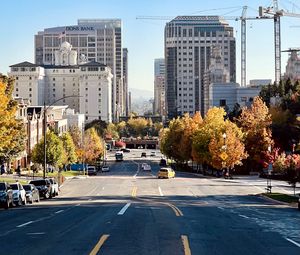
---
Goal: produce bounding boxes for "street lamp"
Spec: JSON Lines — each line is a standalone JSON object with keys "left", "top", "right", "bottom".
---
{"left": 43, "top": 95, "right": 81, "bottom": 179}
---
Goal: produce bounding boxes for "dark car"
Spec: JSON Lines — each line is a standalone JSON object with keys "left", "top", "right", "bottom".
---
{"left": 87, "top": 166, "right": 97, "bottom": 176}
{"left": 0, "top": 182, "right": 14, "bottom": 209}
{"left": 121, "top": 148, "right": 131, "bottom": 153}
{"left": 23, "top": 184, "right": 40, "bottom": 204}
{"left": 141, "top": 152, "right": 147, "bottom": 157}
{"left": 159, "top": 158, "right": 167, "bottom": 166}
{"left": 29, "top": 179, "right": 52, "bottom": 199}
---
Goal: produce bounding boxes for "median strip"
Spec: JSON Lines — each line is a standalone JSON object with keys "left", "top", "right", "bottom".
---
{"left": 167, "top": 203, "right": 183, "bottom": 217}
{"left": 118, "top": 203, "right": 131, "bottom": 215}
{"left": 181, "top": 235, "right": 191, "bottom": 255}
{"left": 132, "top": 187, "right": 137, "bottom": 197}
{"left": 89, "top": 234, "right": 110, "bottom": 255}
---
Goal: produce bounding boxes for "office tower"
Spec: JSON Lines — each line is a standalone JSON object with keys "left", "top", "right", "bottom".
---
{"left": 123, "top": 48, "right": 129, "bottom": 116}
{"left": 35, "top": 19, "right": 123, "bottom": 120}
{"left": 165, "top": 16, "right": 236, "bottom": 118}
{"left": 154, "top": 58, "right": 166, "bottom": 115}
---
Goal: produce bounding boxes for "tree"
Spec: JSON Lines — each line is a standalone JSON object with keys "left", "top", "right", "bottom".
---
{"left": 61, "top": 132, "right": 77, "bottom": 165}
{"left": 192, "top": 107, "right": 226, "bottom": 166}
{"left": 84, "top": 128, "right": 103, "bottom": 164}
{"left": 208, "top": 121, "right": 247, "bottom": 171}
{"left": 237, "top": 97, "right": 273, "bottom": 171}
{"left": 127, "top": 117, "right": 148, "bottom": 137}
{"left": 105, "top": 123, "right": 119, "bottom": 140}
{"left": 31, "top": 131, "right": 65, "bottom": 169}
{"left": 0, "top": 75, "right": 26, "bottom": 166}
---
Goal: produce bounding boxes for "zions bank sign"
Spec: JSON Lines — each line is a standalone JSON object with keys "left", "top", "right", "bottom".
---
{"left": 66, "top": 26, "right": 95, "bottom": 31}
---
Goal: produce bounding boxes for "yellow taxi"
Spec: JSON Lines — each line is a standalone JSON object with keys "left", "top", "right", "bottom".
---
{"left": 158, "top": 168, "right": 175, "bottom": 179}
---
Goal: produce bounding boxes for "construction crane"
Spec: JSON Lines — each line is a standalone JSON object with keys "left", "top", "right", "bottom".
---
{"left": 137, "top": 6, "right": 270, "bottom": 87}
{"left": 224, "top": 6, "right": 271, "bottom": 86}
{"left": 259, "top": 0, "right": 300, "bottom": 84}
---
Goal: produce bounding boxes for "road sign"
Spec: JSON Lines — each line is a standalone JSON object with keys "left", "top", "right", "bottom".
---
{"left": 219, "top": 152, "right": 228, "bottom": 161}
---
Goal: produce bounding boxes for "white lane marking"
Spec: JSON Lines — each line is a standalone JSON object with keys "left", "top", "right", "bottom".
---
{"left": 55, "top": 210, "right": 64, "bottom": 214}
{"left": 26, "top": 232, "right": 45, "bottom": 235}
{"left": 218, "top": 207, "right": 225, "bottom": 210}
{"left": 75, "top": 204, "right": 81, "bottom": 207}
{"left": 17, "top": 221, "right": 34, "bottom": 228}
{"left": 117, "top": 203, "right": 131, "bottom": 215}
{"left": 285, "top": 238, "right": 300, "bottom": 248}
{"left": 239, "top": 214, "right": 250, "bottom": 219}
{"left": 158, "top": 187, "right": 164, "bottom": 196}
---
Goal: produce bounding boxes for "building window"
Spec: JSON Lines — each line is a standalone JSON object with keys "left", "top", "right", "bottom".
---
{"left": 220, "top": 99, "right": 226, "bottom": 107}
{"left": 16, "top": 88, "right": 18, "bottom": 91}
{"left": 29, "top": 94, "right": 32, "bottom": 97}
{"left": 85, "top": 88, "right": 88, "bottom": 91}
{"left": 29, "top": 88, "right": 32, "bottom": 91}
{"left": 53, "top": 78, "right": 55, "bottom": 81}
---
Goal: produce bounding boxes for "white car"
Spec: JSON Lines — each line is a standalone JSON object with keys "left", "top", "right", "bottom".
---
{"left": 10, "top": 182, "right": 26, "bottom": 206}
{"left": 102, "top": 165, "right": 110, "bottom": 172}
{"left": 142, "top": 163, "right": 151, "bottom": 171}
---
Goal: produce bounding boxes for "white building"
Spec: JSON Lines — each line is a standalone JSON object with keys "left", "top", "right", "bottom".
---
{"left": 9, "top": 62, "right": 45, "bottom": 105}
{"left": 35, "top": 19, "right": 124, "bottom": 120}
{"left": 10, "top": 42, "right": 113, "bottom": 123}
{"left": 209, "top": 83, "right": 261, "bottom": 111}
{"left": 63, "top": 108, "right": 85, "bottom": 131}
{"left": 154, "top": 58, "right": 165, "bottom": 116}
{"left": 249, "top": 79, "right": 272, "bottom": 86}
{"left": 284, "top": 49, "right": 300, "bottom": 82}
{"left": 165, "top": 16, "right": 236, "bottom": 119}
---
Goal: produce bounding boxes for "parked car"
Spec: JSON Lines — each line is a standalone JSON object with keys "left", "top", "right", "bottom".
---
{"left": 150, "top": 151, "right": 156, "bottom": 157}
{"left": 11, "top": 182, "right": 27, "bottom": 206}
{"left": 141, "top": 152, "right": 147, "bottom": 157}
{"left": 101, "top": 165, "right": 110, "bottom": 172}
{"left": 47, "top": 178, "right": 59, "bottom": 197}
{"left": 87, "top": 166, "right": 97, "bottom": 175}
{"left": 158, "top": 168, "right": 175, "bottom": 179}
{"left": 0, "top": 182, "right": 14, "bottom": 209}
{"left": 159, "top": 158, "right": 167, "bottom": 167}
{"left": 121, "top": 148, "right": 131, "bottom": 153}
{"left": 23, "top": 184, "right": 40, "bottom": 204}
{"left": 142, "top": 163, "right": 151, "bottom": 171}
{"left": 29, "top": 179, "right": 52, "bottom": 199}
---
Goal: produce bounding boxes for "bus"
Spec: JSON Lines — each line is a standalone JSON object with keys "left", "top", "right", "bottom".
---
{"left": 115, "top": 151, "right": 124, "bottom": 161}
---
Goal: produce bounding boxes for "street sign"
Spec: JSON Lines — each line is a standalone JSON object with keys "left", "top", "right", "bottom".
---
{"left": 219, "top": 152, "right": 228, "bottom": 161}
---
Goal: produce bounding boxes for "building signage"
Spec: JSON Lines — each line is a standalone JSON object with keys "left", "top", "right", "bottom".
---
{"left": 66, "top": 26, "right": 95, "bottom": 31}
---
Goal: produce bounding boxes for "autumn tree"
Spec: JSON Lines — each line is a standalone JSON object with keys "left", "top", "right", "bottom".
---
{"left": 84, "top": 128, "right": 104, "bottom": 164}
{"left": 159, "top": 118, "right": 185, "bottom": 162}
{"left": 179, "top": 112, "right": 203, "bottom": 162}
{"left": 104, "top": 123, "right": 119, "bottom": 140}
{"left": 237, "top": 96, "right": 273, "bottom": 171}
{"left": 32, "top": 131, "right": 65, "bottom": 169}
{"left": 208, "top": 121, "right": 247, "bottom": 172}
{"left": 0, "top": 75, "right": 26, "bottom": 167}
{"left": 127, "top": 117, "right": 148, "bottom": 137}
{"left": 61, "top": 132, "right": 77, "bottom": 165}
{"left": 192, "top": 107, "right": 226, "bottom": 166}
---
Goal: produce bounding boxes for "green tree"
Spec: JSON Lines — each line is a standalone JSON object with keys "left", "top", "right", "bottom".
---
{"left": 61, "top": 132, "right": 77, "bottom": 164}
{"left": 31, "top": 131, "right": 65, "bottom": 168}
{"left": 105, "top": 123, "right": 119, "bottom": 140}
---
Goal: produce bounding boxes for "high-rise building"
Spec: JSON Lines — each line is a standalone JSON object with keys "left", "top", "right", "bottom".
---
{"left": 34, "top": 19, "right": 123, "bottom": 120}
{"left": 284, "top": 49, "right": 300, "bottom": 82}
{"left": 154, "top": 58, "right": 166, "bottom": 115}
{"left": 123, "top": 48, "right": 129, "bottom": 116}
{"left": 165, "top": 16, "right": 236, "bottom": 118}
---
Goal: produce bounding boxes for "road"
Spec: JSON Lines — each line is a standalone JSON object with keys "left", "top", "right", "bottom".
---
{"left": 0, "top": 149, "right": 300, "bottom": 255}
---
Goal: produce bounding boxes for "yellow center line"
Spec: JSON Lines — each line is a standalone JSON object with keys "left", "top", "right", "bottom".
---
{"left": 167, "top": 203, "right": 183, "bottom": 217}
{"left": 89, "top": 234, "right": 110, "bottom": 255}
{"left": 131, "top": 187, "right": 137, "bottom": 197}
{"left": 181, "top": 235, "right": 191, "bottom": 255}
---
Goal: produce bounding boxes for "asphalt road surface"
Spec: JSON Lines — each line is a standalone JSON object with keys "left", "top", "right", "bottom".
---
{"left": 0, "top": 149, "right": 300, "bottom": 255}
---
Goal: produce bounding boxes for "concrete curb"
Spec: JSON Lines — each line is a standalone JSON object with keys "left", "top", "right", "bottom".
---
{"left": 257, "top": 193, "right": 298, "bottom": 208}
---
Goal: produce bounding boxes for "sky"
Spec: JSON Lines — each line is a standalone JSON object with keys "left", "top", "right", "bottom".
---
{"left": 0, "top": 0, "right": 300, "bottom": 92}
